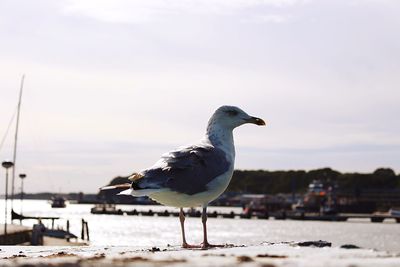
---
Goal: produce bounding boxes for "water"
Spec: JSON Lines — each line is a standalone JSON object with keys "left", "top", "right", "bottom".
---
{"left": 1, "top": 199, "right": 399, "bottom": 252}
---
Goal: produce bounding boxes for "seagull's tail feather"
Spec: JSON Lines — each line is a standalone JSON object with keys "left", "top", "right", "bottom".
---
{"left": 118, "top": 189, "right": 133, "bottom": 195}
{"left": 99, "top": 183, "right": 161, "bottom": 197}
{"left": 127, "top": 172, "right": 166, "bottom": 196}
{"left": 100, "top": 183, "right": 131, "bottom": 191}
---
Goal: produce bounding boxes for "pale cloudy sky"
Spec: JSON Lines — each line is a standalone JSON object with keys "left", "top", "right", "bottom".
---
{"left": 0, "top": 0, "right": 399, "bottom": 193}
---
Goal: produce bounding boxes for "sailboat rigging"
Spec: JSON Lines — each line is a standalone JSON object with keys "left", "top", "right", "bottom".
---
{"left": 11, "top": 74, "right": 25, "bottom": 213}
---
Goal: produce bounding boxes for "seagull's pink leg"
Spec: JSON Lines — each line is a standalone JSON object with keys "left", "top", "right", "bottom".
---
{"left": 201, "top": 206, "right": 225, "bottom": 249}
{"left": 179, "top": 208, "right": 200, "bottom": 249}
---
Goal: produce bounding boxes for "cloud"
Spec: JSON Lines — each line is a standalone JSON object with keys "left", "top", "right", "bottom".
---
{"left": 63, "top": 0, "right": 309, "bottom": 24}
{"left": 240, "top": 14, "right": 292, "bottom": 23}
{"left": 1, "top": 0, "right": 400, "bottom": 192}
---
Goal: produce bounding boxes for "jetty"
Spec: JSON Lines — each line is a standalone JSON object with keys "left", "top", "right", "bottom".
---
{"left": 272, "top": 211, "right": 400, "bottom": 223}
{"left": 0, "top": 221, "right": 87, "bottom": 246}
{"left": 90, "top": 205, "right": 400, "bottom": 223}
{"left": 0, "top": 210, "right": 88, "bottom": 245}
{"left": 0, "top": 224, "right": 31, "bottom": 245}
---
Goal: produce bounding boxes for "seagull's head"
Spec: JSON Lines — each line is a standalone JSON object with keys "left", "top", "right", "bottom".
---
{"left": 208, "top": 105, "right": 266, "bottom": 131}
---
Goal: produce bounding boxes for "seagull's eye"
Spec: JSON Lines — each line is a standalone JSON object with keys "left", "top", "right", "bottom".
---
{"left": 225, "top": 110, "right": 239, "bottom": 116}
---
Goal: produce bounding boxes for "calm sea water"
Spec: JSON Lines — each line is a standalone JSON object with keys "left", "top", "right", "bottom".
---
{"left": 0, "top": 199, "right": 399, "bottom": 252}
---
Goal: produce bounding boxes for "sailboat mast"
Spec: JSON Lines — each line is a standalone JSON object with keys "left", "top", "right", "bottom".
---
{"left": 11, "top": 74, "right": 25, "bottom": 210}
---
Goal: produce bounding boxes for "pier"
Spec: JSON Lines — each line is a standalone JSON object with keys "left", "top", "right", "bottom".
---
{"left": 90, "top": 207, "right": 400, "bottom": 223}
{"left": 0, "top": 224, "right": 31, "bottom": 245}
{"left": 0, "top": 222, "right": 88, "bottom": 246}
{"left": 0, "top": 211, "right": 89, "bottom": 245}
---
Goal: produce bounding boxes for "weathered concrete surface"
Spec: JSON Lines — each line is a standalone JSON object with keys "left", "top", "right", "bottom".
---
{"left": 0, "top": 242, "right": 399, "bottom": 267}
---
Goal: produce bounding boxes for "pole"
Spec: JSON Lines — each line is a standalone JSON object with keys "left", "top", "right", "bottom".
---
{"left": 2, "top": 161, "right": 14, "bottom": 241}
{"left": 66, "top": 220, "right": 70, "bottom": 242}
{"left": 19, "top": 173, "right": 26, "bottom": 217}
{"left": 19, "top": 177, "right": 23, "bottom": 225}
{"left": 11, "top": 75, "right": 25, "bottom": 210}
{"left": 20, "top": 179, "right": 23, "bottom": 213}
{"left": 85, "top": 221, "right": 90, "bottom": 241}
{"left": 81, "top": 219, "right": 85, "bottom": 240}
{"left": 5, "top": 168, "right": 9, "bottom": 236}
{"left": 2, "top": 161, "right": 13, "bottom": 244}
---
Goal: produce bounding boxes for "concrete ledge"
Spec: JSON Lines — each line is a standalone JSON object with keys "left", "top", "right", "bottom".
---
{"left": 0, "top": 242, "right": 399, "bottom": 267}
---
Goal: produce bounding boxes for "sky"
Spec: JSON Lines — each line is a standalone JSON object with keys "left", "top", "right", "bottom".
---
{"left": 0, "top": 0, "right": 399, "bottom": 193}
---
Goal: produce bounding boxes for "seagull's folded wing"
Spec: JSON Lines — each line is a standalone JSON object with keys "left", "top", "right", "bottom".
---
{"left": 132, "top": 144, "right": 231, "bottom": 195}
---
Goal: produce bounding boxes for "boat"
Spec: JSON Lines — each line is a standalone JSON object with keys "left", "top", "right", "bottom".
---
{"left": 12, "top": 209, "right": 60, "bottom": 221}
{"left": 241, "top": 194, "right": 270, "bottom": 218}
{"left": 293, "top": 180, "right": 338, "bottom": 214}
{"left": 389, "top": 207, "right": 400, "bottom": 217}
{"left": 51, "top": 197, "right": 67, "bottom": 208}
{"left": 90, "top": 203, "right": 123, "bottom": 215}
{"left": 44, "top": 229, "right": 77, "bottom": 239}
{"left": 12, "top": 210, "right": 82, "bottom": 244}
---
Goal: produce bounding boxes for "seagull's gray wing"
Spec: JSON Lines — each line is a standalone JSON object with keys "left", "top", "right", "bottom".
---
{"left": 131, "top": 145, "right": 231, "bottom": 195}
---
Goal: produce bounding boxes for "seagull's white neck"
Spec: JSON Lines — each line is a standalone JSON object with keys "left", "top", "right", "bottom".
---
{"left": 204, "top": 122, "right": 235, "bottom": 161}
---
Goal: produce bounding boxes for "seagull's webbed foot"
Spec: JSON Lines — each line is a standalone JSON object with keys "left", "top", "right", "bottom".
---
{"left": 182, "top": 242, "right": 202, "bottom": 249}
{"left": 201, "top": 242, "right": 226, "bottom": 250}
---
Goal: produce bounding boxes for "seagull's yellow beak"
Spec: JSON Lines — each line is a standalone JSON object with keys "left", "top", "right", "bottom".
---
{"left": 247, "top": 116, "right": 266, "bottom": 126}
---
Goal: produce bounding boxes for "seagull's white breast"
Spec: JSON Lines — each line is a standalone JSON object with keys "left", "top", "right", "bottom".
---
{"left": 148, "top": 165, "right": 234, "bottom": 208}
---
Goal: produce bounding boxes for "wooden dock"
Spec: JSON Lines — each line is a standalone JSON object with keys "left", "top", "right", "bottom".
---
{"left": 272, "top": 212, "right": 400, "bottom": 222}
{"left": 0, "top": 224, "right": 88, "bottom": 246}
{"left": 0, "top": 224, "right": 31, "bottom": 245}
{"left": 91, "top": 208, "right": 400, "bottom": 223}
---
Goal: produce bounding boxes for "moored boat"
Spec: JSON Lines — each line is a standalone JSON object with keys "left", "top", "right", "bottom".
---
{"left": 51, "top": 197, "right": 67, "bottom": 208}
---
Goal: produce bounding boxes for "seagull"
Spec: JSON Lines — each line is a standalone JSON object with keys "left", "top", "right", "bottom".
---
{"left": 102, "top": 105, "right": 265, "bottom": 249}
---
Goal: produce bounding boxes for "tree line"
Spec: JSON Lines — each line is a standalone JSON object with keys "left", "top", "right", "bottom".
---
{"left": 106, "top": 167, "right": 400, "bottom": 195}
